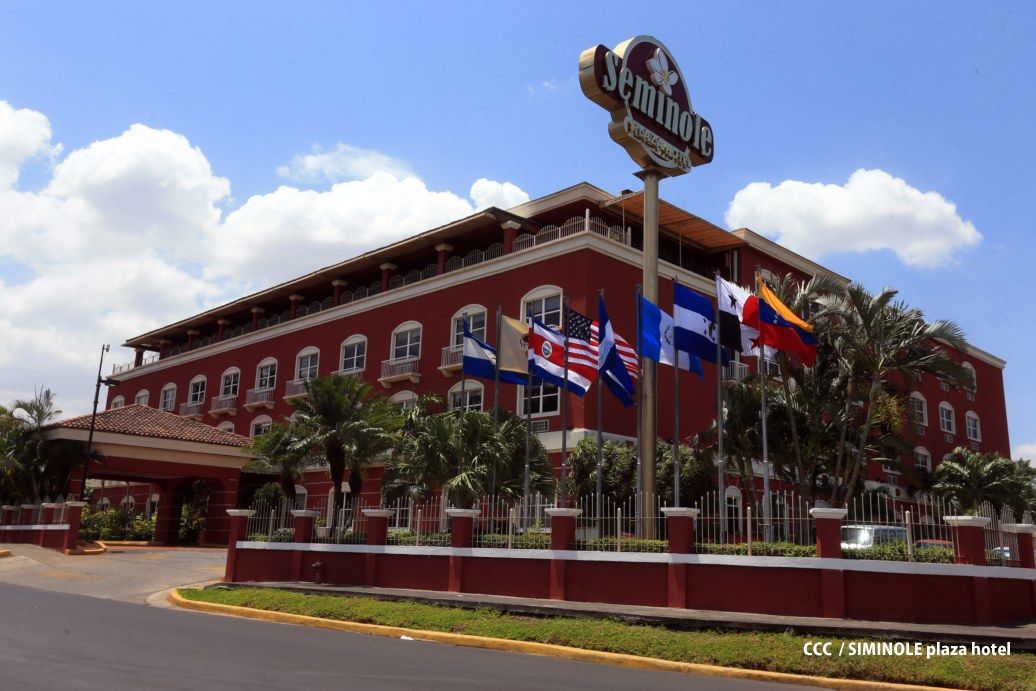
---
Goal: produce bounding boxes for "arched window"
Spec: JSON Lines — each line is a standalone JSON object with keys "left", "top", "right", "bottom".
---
{"left": 448, "top": 380, "right": 484, "bottom": 412}
{"left": 145, "top": 493, "right": 160, "bottom": 518}
{"left": 913, "top": 447, "right": 932, "bottom": 473}
{"left": 250, "top": 415, "right": 273, "bottom": 437}
{"left": 159, "top": 384, "right": 176, "bottom": 412}
{"left": 295, "top": 346, "right": 320, "bottom": 381}
{"left": 134, "top": 390, "right": 149, "bottom": 406}
{"left": 724, "top": 486, "right": 743, "bottom": 536}
{"left": 391, "top": 321, "right": 422, "bottom": 361}
{"left": 110, "top": 396, "right": 125, "bottom": 409}
{"left": 255, "top": 357, "right": 278, "bottom": 391}
{"left": 216, "top": 421, "right": 236, "bottom": 433}
{"left": 521, "top": 285, "right": 563, "bottom": 328}
{"left": 451, "top": 304, "right": 487, "bottom": 346}
{"left": 965, "top": 411, "right": 981, "bottom": 441}
{"left": 188, "top": 375, "right": 207, "bottom": 404}
{"left": 390, "top": 390, "right": 418, "bottom": 411}
{"left": 340, "top": 335, "right": 367, "bottom": 373}
{"left": 938, "top": 402, "right": 955, "bottom": 434}
{"left": 220, "top": 367, "right": 241, "bottom": 398}
{"left": 294, "top": 484, "right": 308, "bottom": 510}
{"left": 909, "top": 392, "right": 927, "bottom": 427}
{"left": 98, "top": 497, "right": 111, "bottom": 508}
{"left": 121, "top": 495, "right": 136, "bottom": 509}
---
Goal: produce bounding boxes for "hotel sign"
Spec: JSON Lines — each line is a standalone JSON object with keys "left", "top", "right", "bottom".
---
{"left": 579, "top": 36, "right": 713, "bottom": 176}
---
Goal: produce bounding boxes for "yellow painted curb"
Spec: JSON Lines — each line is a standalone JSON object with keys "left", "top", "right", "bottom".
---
{"left": 0, "top": 549, "right": 10, "bottom": 558}
{"left": 168, "top": 589, "right": 942, "bottom": 691}
{"left": 65, "top": 542, "right": 107, "bottom": 556}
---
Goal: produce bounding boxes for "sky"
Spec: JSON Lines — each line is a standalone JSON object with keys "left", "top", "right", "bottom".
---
{"left": 1, "top": 2, "right": 1033, "bottom": 459}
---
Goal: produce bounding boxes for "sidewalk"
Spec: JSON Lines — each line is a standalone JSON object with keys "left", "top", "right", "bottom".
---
{"left": 239, "top": 581, "right": 1036, "bottom": 651}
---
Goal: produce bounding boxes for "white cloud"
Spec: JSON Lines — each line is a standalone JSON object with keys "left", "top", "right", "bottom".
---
{"left": 541, "top": 79, "right": 558, "bottom": 91}
{"left": 276, "top": 143, "right": 413, "bottom": 184}
{"left": 725, "top": 169, "right": 982, "bottom": 268}
{"left": 1014, "top": 443, "right": 1036, "bottom": 465}
{"left": 0, "top": 101, "right": 528, "bottom": 416}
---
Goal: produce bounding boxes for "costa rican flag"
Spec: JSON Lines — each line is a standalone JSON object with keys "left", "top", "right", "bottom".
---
{"left": 527, "top": 319, "right": 595, "bottom": 396}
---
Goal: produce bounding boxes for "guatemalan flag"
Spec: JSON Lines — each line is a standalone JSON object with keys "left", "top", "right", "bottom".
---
{"left": 638, "top": 296, "right": 703, "bottom": 376}
{"left": 672, "top": 282, "right": 722, "bottom": 364}
{"left": 596, "top": 296, "right": 636, "bottom": 407}
{"left": 462, "top": 323, "right": 526, "bottom": 385}
{"left": 527, "top": 319, "right": 595, "bottom": 396}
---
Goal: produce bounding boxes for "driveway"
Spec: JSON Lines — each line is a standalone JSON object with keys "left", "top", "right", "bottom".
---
{"left": 0, "top": 544, "right": 226, "bottom": 602}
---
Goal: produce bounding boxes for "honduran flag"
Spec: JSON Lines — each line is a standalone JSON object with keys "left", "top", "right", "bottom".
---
{"left": 527, "top": 319, "right": 595, "bottom": 396}
{"left": 744, "top": 272, "right": 817, "bottom": 367}
{"left": 461, "top": 323, "right": 526, "bottom": 385}
{"left": 673, "top": 282, "right": 722, "bottom": 364}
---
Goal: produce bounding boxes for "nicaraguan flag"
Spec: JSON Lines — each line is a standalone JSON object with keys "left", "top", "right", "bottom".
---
{"left": 462, "top": 323, "right": 526, "bottom": 385}
{"left": 638, "top": 296, "right": 703, "bottom": 376}
{"left": 673, "top": 283, "right": 720, "bottom": 364}
{"left": 597, "top": 295, "right": 636, "bottom": 407}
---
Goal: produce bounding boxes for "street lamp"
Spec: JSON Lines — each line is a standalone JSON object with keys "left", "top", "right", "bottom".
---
{"left": 78, "top": 344, "right": 118, "bottom": 500}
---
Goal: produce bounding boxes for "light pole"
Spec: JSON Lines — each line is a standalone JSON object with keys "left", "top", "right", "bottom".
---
{"left": 78, "top": 344, "right": 118, "bottom": 500}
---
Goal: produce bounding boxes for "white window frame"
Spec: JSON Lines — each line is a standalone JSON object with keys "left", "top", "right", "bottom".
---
{"left": 913, "top": 447, "right": 932, "bottom": 473}
{"left": 220, "top": 368, "right": 241, "bottom": 397}
{"left": 250, "top": 415, "right": 273, "bottom": 438}
{"left": 134, "top": 390, "right": 149, "bottom": 406}
{"left": 938, "top": 403, "right": 955, "bottom": 434}
{"left": 110, "top": 396, "right": 125, "bottom": 409}
{"left": 216, "top": 421, "right": 236, "bottom": 433}
{"left": 724, "top": 486, "right": 743, "bottom": 535}
{"left": 909, "top": 392, "right": 927, "bottom": 427}
{"left": 390, "top": 390, "right": 418, "bottom": 411}
{"left": 391, "top": 321, "right": 422, "bottom": 361}
{"left": 520, "top": 285, "right": 563, "bottom": 329}
{"left": 448, "top": 381, "right": 484, "bottom": 412}
{"left": 188, "top": 375, "right": 207, "bottom": 404}
{"left": 295, "top": 346, "right": 320, "bottom": 381}
{"left": 965, "top": 412, "right": 981, "bottom": 441}
{"left": 159, "top": 384, "right": 176, "bottom": 412}
{"left": 519, "top": 379, "right": 560, "bottom": 418}
{"left": 256, "top": 358, "right": 278, "bottom": 391}
{"left": 451, "top": 305, "right": 487, "bottom": 346}
{"left": 340, "top": 335, "right": 367, "bottom": 373}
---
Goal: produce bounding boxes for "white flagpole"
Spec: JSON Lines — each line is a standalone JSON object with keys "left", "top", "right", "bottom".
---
{"left": 756, "top": 270, "right": 773, "bottom": 543}
{"left": 634, "top": 283, "right": 643, "bottom": 537}
{"left": 560, "top": 296, "right": 571, "bottom": 505}
{"left": 522, "top": 308, "right": 533, "bottom": 528}
{"left": 490, "top": 305, "right": 502, "bottom": 496}
{"left": 458, "top": 312, "right": 468, "bottom": 418}
{"left": 595, "top": 289, "right": 605, "bottom": 514}
{"left": 715, "top": 272, "right": 726, "bottom": 545}
{"left": 672, "top": 275, "right": 681, "bottom": 508}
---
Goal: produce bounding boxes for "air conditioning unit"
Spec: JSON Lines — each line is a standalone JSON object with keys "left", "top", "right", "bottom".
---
{"left": 969, "top": 441, "right": 980, "bottom": 451}
{"left": 944, "top": 433, "right": 954, "bottom": 443}
{"left": 530, "top": 419, "right": 550, "bottom": 434}
{"left": 914, "top": 424, "right": 926, "bottom": 436}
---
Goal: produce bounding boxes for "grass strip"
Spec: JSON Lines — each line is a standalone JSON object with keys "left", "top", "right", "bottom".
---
{"left": 180, "top": 587, "right": 1035, "bottom": 690}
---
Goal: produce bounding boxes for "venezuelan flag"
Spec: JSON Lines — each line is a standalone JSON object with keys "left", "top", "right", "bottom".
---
{"left": 746, "top": 272, "right": 817, "bottom": 366}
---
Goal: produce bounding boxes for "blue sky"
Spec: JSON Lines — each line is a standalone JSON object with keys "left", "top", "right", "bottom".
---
{"left": 1, "top": 2, "right": 1033, "bottom": 457}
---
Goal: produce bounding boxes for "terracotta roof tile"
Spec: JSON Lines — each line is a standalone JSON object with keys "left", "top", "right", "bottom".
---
{"left": 51, "top": 405, "right": 250, "bottom": 448}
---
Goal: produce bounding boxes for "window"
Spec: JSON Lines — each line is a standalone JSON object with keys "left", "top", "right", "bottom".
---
{"left": 522, "top": 287, "right": 562, "bottom": 328}
{"left": 134, "top": 390, "right": 149, "bottom": 406}
{"left": 909, "top": 393, "right": 927, "bottom": 426}
{"left": 188, "top": 376, "right": 207, "bottom": 404}
{"left": 216, "top": 421, "right": 236, "bottom": 433}
{"left": 159, "top": 384, "right": 176, "bottom": 411}
{"left": 296, "top": 347, "right": 320, "bottom": 380}
{"left": 522, "top": 380, "right": 560, "bottom": 416}
{"left": 293, "top": 484, "right": 308, "bottom": 510}
{"left": 939, "top": 403, "right": 955, "bottom": 434}
{"left": 250, "top": 415, "right": 272, "bottom": 437}
{"left": 392, "top": 322, "right": 422, "bottom": 360}
{"left": 340, "top": 335, "right": 367, "bottom": 372}
{"left": 966, "top": 412, "right": 981, "bottom": 441}
{"left": 110, "top": 396, "right": 125, "bottom": 409}
{"left": 724, "top": 486, "right": 743, "bottom": 536}
{"left": 220, "top": 369, "right": 240, "bottom": 397}
{"left": 121, "top": 495, "right": 135, "bottom": 509}
{"left": 390, "top": 390, "right": 418, "bottom": 411}
{"left": 939, "top": 380, "right": 950, "bottom": 392}
{"left": 914, "top": 447, "right": 931, "bottom": 473}
{"left": 256, "top": 359, "right": 277, "bottom": 390}
{"left": 449, "top": 381, "right": 484, "bottom": 412}
{"left": 452, "top": 305, "right": 487, "bottom": 346}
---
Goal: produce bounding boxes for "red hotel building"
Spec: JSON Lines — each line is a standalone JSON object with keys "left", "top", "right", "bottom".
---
{"left": 102, "top": 182, "right": 1010, "bottom": 516}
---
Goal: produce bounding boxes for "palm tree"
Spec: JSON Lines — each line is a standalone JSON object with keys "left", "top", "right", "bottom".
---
{"left": 932, "top": 448, "right": 1028, "bottom": 514}
{"left": 817, "top": 284, "right": 973, "bottom": 505}
{"left": 245, "top": 422, "right": 313, "bottom": 504}
{"left": 289, "top": 375, "right": 401, "bottom": 529}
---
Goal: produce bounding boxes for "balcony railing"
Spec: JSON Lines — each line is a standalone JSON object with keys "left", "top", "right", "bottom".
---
{"left": 244, "top": 387, "right": 276, "bottom": 409}
{"left": 210, "top": 394, "right": 238, "bottom": 414}
{"left": 439, "top": 344, "right": 463, "bottom": 375}
{"left": 722, "top": 361, "right": 749, "bottom": 382}
{"left": 179, "top": 401, "right": 204, "bottom": 418}
{"left": 333, "top": 366, "right": 364, "bottom": 378}
{"left": 379, "top": 357, "right": 420, "bottom": 387}
{"left": 285, "top": 379, "right": 310, "bottom": 398}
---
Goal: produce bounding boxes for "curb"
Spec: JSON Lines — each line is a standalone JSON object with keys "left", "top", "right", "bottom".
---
{"left": 168, "top": 589, "right": 942, "bottom": 690}
{"left": 0, "top": 549, "right": 10, "bottom": 558}
{"left": 66, "top": 541, "right": 107, "bottom": 556}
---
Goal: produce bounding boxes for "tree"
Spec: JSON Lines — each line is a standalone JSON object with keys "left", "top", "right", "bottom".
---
{"left": 656, "top": 439, "right": 715, "bottom": 507}
{"left": 289, "top": 375, "right": 401, "bottom": 529}
{"left": 245, "top": 422, "right": 313, "bottom": 503}
{"left": 931, "top": 448, "right": 1027, "bottom": 514}
{"left": 1, "top": 389, "right": 89, "bottom": 501}
{"left": 566, "top": 438, "right": 637, "bottom": 501}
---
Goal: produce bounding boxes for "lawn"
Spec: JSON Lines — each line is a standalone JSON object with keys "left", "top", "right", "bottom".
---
{"left": 179, "top": 587, "right": 1036, "bottom": 690}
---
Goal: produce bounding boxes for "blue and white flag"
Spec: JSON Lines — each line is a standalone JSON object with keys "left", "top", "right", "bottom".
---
{"left": 462, "top": 323, "right": 526, "bottom": 385}
{"left": 673, "top": 283, "right": 721, "bottom": 364}
{"left": 638, "top": 296, "right": 703, "bottom": 376}
{"left": 597, "top": 296, "right": 636, "bottom": 407}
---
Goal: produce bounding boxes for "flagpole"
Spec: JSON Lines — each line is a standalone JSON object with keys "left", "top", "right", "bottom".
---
{"left": 715, "top": 272, "right": 726, "bottom": 545}
{"left": 672, "top": 275, "right": 681, "bottom": 508}
{"left": 523, "top": 308, "right": 533, "bottom": 529}
{"left": 634, "top": 283, "right": 643, "bottom": 537}
{"left": 458, "top": 312, "right": 468, "bottom": 419}
{"left": 490, "top": 306, "right": 502, "bottom": 497}
{"left": 595, "top": 289, "right": 605, "bottom": 517}
{"left": 756, "top": 269, "right": 773, "bottom": 543}
{"left": 560, "top": 296, "right": 571, "bottom": 506}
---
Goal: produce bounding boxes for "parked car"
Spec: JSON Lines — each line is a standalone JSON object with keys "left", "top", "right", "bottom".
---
{"left": 840, "top": 524, "right": 908, "bottom": 550}
{"left": 915, "top": 539, "right": 953, "bottom": 551}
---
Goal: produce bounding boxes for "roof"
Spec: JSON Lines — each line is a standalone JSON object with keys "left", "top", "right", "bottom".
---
{"left": 48, "top": 405, "right": 251, "bottom": 448}
{"left": 602, "top": 191, "right": 745, "bottom": 253}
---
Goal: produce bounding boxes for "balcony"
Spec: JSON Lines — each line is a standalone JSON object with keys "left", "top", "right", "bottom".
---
{"left": 244, "top": 387, "right": 276, "bottom": 410}
{"left": 284, "top": 379, "right": 310, "bottom": 399}
{"left": 379, "top": 357, "right": 420, "bottom": 387}
{"left": 439, "top": 344, "right": 463, "bottom": 376}
{"left": 179, "top": 401, "right": 204, "bottom": 419}
{"left": 333, "top": 366, "right": 364, "bottom": 378}
{"left": 210, "top": 394, "right": 238, "bottom": 416}
{"left": 722, "top": 361, "right": 749, "bottom": 382}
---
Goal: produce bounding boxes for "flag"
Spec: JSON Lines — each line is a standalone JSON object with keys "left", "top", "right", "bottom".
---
{"left": 528, "top": 319, "right": 594, "bottom": 396}
{"left": 715, "top": 275, "right": 757, "bottom": 353}
{"left": 596, "top": 296, "right": 636, "bottom": 407}
{"left": 462, "top": 323, "right": 526, "bottom": 385}
{"left": 566, "top": 306, "right": 638, "bottom": 381}
{"left": 498, "top": 315, "right": 530, "bottom": 381}
{"left": 562, "top": 307, "right": 600, "bottom": 384}
{"left": 749, "top": 272, "right": 817, "bottom": 366}
{"left": 638, "top": 296, "right": 703, "bottom": 376}
{"left": 589, "top": 323, "right": 638, "bottom": 381}
{"left": 673, "top": 283, "right": 721, "bottom": 364}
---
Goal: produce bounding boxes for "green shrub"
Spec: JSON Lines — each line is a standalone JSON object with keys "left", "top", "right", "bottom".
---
{"left": 253, "top": 482, "right": 285, "bottom": 506}
{"left": 127, "top": 514, "right": 156, "bottom": 541}
{"left": 699, "top": 541, "right": 818, "bottom": 558}
{"left": 78, "top": 507, "right": 154, "bottom": 542}
{"left": 179, "top": 503, "right": 206, "bottom": 544}
{"left": 583, "top": 536, "right": 668, "bottom": 553}
{"left": 387, "top": 531, "right": 451, "bottom": 546}
{"left": 843, "top": 540, "right": 954, "bottom": 564}
{"left": 477, "top": 532, "right": 552, "bottom": 549}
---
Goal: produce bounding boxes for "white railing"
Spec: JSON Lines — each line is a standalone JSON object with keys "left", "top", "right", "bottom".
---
{"left": 179, "top": 401, "right": 204, "bottom": 417}
{"left": 723, "top": 361, "right": 749, "bottom": 382}
{"left": 333, "top": 366, "right": 364, "bottom": 378}
{"left": 440, "top": 344, "right": 463, "bottom": 369}
{"left": 245, "top": 387, "right": 275, "bottom": 407}
{"left": 380, "top": 357, "right": 420, "bottom": 380}
{"left": 284, "top": 379, "right": 309, "bottom": 398}
{"left": 211, "top": 394, "right": 238, "bottom": 411}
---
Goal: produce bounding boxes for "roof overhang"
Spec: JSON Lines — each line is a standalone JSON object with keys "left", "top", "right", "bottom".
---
{"left": 603, "top": 191, "right": 744, "bottom": 253}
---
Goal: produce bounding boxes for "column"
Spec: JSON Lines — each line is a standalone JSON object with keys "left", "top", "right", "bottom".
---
{"left": 1003, "top": 524, "right": 1035, "bottom": 569}
{"left": 501, "top": 220, "right": 521, "bottom": 254}
{"left": 203, "top": 474, "right": 240, "bottom": 545}
{"left": 945, "top": 515, "right": 990, "bottom": 566}
{"left": 186, "top": 329, "right": 200, "bottom": 349}
{"left": 62, "top": 501, "right": 87, "bottom": 553}
{"left": 153, "top": 486, "right": 185, "bottom": 545}
{"left": 250, "top": 307, "right": 265, "bottom": 330}
{"left": 810, "top": 507, "right": 847, "bottom": 618}
{"left": 379, "top": 263, "right": 397, "bottom": 291}
{"left": 291, "top": 509, "right": 319, "bottom": 581}
{"left": 1, "top": 505, "right": 14, "bottom": 526}
{"left": 134, "top": 347, "right": 146, "bottom": 367}
{"left": 332, "top": 279, "right": 348, "bottom": 306}
{"left": 662, "top": 507, "right": 699, "bottom": 609}
{"left": 224, "top": 509, "right": 256, "bottom": 582}
{"left": 545, "top": 507, "right": 581, "bottom": 601}
{"left": 289, "top": 294, "right": 304, "bottom": 319}
{"left": 217, "top": 318, "right": 231, "bottom": 340}
{"left": 446, "top": 508, "right": 480, "bottom": 593}
{"left": 362, "top": 508, "right": 394, "bottom": 586}
{"left": 435, "top": 244, "right": 453, "bottom": 274}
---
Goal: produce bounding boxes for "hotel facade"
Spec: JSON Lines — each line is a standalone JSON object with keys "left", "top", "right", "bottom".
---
{"left": 101, "top": 182, "right": 1010, "bottom": 523}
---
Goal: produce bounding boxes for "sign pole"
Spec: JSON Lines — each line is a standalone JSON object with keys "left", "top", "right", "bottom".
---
{"left": 635, "top": 167, "right": 662, "bottom": 538}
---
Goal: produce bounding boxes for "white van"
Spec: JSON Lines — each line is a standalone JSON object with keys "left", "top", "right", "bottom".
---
{"left": 840, "top": 524, "right": 908, "bottom": 550}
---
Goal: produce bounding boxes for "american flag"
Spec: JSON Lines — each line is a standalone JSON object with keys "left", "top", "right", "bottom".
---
{"left": 565, "top": 307, "right": 639, "bottom": 381}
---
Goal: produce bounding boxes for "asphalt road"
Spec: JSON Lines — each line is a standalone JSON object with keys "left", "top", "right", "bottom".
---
{"left": 0, "top": 582, "right": 802, "bottom": 690}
